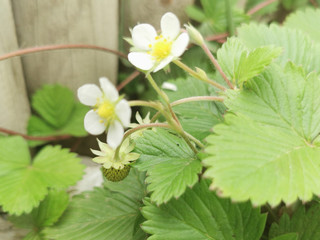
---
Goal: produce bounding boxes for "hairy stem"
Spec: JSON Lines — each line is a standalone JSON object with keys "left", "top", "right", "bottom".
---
{"left": 247, "top": 0, "right": 278, "bottom": 15}
{"left": 173, "top": 60, "right": 227, "bottom": 91}
{"left": 0, "top": 44, "right": 127, "bottom": 62}
{"left": 200, "top": 43, "right": 234, "bottom": 89}
{"left": 0, "top": 127, "right": 71, "bottom": 141}
{"left": 171, "top": 96, "right": 224, "bottom": 107}
{"left": 117, "top": 70, "right": 140, "bottom": 91}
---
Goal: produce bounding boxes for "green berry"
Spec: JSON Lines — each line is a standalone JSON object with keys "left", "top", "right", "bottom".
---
{"left": 102, "top": 165, "right": 131, "bottom": 182}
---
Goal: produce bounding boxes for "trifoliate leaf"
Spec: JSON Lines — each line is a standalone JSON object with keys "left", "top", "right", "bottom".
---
{"left": 134, "top": 129, "right": 202, "bottom": 205}
{"left": 164, "top": 77, "right": 225, "bottom": 140}
{"left": 10, "top": 190, "right": 69, "bottom": 240}
{"left": 269, "top": 203, "right": 320, "bottom": 239}
{"left": 217, "top": 37, "right": 282, "bottom": 86}
{"left": 204, "top": 63, "right": 320, "bottom": 206}
{"left": 142, "top": 180, "right": 267, "bottom": 240}
{"left": 285, "top": 8, "right": 320, "bottom": 43}
{"left": 44, "top": 169, "right": 147, "bottom": 240}
{"left": 237, "top": 23, "right": 320, "bottom": 74}
{"left": 27, "top": 85, "right": 89, "bottom": 146}
{"left": 0, "top": 136, "right": 84, "bottom": 215}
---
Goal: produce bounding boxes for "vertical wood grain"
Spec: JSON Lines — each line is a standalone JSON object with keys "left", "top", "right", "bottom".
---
{"left": 12, "top": 0, "right": 119, "bottom": 95}
{"left": 0, "top": 0, "right": 30, "bottom": 133}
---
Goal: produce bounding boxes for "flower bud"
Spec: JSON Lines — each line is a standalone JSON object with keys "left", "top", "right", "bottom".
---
{"left": 185, "top": 23, "right": 205, "bottom": 46}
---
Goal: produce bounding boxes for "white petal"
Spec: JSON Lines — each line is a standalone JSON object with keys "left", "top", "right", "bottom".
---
{"left": 84, "top": 110, "right": 106, "bottom": 135}
{"left": 115, "top": 99, "right": 131, "bottom": 127}
{"left": 99, "top": 77, "right": 119, "bottom": 102}
{"left": 161, "top": 12, "right": 180, "bottom": 40}
{"left": 153, "top": 55, "right": 174, "bottom": 72}
{"left": 128, "top": 52, "right": 155, "bottom": 70}
{"left": 132, "top": 24, "right": 157, "bottom": 50}
{"left": 171, "top": 33, "right": 189, "bottom": 57}
{"left": 161, "top": 82, "right": 178, "bottom": 91}
{"left": 77, "top": 84, "right": 102, "bottom": 106}
{"left": 107, "top": 121, "right": 124, "bottom": 149}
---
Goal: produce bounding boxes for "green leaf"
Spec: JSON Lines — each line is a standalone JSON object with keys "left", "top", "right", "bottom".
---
{"left": 285, "top": 8, "right": 320, "bottom": 43}
{"left": 0, "top": 136, "right": 84, "bottom": 215}
{"left": 10, "top": 190, "right": 69, "bottom": 240}
{"left": 271, "top": 233, "right": 299, "bottom": 240}
{"left": 142, "top": 180, "right": 267, "bottom": 240}
{"left": 237, "top": 23, "right": 320, "bottom": 74}
{"left": 44, "top": 169, "right": 147, "bottom": 240}
{"left": 204, "top": 63, "right": 320, "bottom": 206}
{"left": 164, "top": 77, "right": 225, "bottom": 140}
{"left": 134, "top": 129, "right": 202, "bottom": 205}
{"left": 217, "top": 37, "right": 281, "bottom": 85}
{"left": 10, "top": 190, "right": 69, "bottom": 229}
{"left": 185, "top": 5, "right": 206, "bottom": 22}
{"left": 281, "top": 0, "right": 309, "bottom": 10}
{"left": 28, "top": 85, "right": 89, "bottom": 146}
{"left": 245, "top": 0, "right": 279, "bottom": 14}
{"left": 269, "top": 203, "right": 320, "bottom": 239}
{"left": 32, "top": 85, "right": 75, "bottom": 128}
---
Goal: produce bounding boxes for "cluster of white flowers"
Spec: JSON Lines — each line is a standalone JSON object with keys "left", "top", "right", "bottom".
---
{"left": 77, "top": 12, "right": 188, "bottom": 174}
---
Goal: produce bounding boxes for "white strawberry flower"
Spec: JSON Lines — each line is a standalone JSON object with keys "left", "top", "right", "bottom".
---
{"left": 77, "top": 77, "right": 131, "bottom": 149}
{"left": 128, "top": 12, "right": 189, "bottom": 72}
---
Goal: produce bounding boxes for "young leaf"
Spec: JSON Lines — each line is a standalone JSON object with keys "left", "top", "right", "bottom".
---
{"left": 204, "top": 63, "right": 320, "bottom": 206}
{"left": 0, "top": 136, "right": 84, "bottom": 215}
{"left": 142, "top": 180, "right": 267, "bottom": 240}
{"left": 164, "top": 77, "right": 225, "bottom": 140}
{"left": 285, "top": 8, "right": 320, "bottom": 43}
{"left": 217, "top": 37, "right": 282, "bottom": 85}
{"left": 44, "top": 169, "right": 147, "bottom": 240}
{"left": 134, "top": 129, "right": 202, "bottom": 205}
{"left": 10, "top": 190, "right": 69, "bottom": 239}
{"left": 269, "top": 203, "right": 320, "bottom": 240}
{"left": 237, "top": 23, "right": 320, "bottom": 74}
{"left": 27, "top": 84, "right": 89, "bottom": 146}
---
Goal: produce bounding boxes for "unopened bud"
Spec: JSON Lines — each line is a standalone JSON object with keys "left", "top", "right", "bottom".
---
{"left": 184, "top": 23, "right": 204, "bottom": 46}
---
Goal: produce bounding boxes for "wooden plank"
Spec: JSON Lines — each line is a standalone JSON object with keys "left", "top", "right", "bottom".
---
{"left": 0, "top": 0, "right": 30, "bottom": 133}
{"left": 12, "top": 0, "right": 119, "bottom": 94}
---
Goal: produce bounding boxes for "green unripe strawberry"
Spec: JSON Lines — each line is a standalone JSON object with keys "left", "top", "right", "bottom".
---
{"left": 102, "top": 165, "right": 131, "bottom": 182}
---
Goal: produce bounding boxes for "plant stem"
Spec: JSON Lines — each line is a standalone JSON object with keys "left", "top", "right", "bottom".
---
{"left": 171, "top": 96, "right": 224, "bottom": 107}
{"left": 146, "top": 74, "right": 170, "bottom": 104}
{"left": 184, "top": 132, "right": 205, "bottom": 148}
{"left": 129, "top": 100, "right": 162, "bottom": 110}
{"left": 173, "top": 60, "right": 226, "bottom": 91}
{"left": 0, "top": 127, "right": 71, "bottom": 141}
{"left": 247, "top": 0, "right": 278, "bottom": 15}
{"left": 117, "top": 70, "right": 140, "bottom": 91}
{"left": 114, "top": 123, "right": 171, "bottom": 157}
{"left": 200, "top": 43, "right": 234, "bottom": 89}
{"left": 0, "top": 44, "right": 127, "bottom": 62}
{"left": 225, "top": 0, "right": 235, "bottom": 36}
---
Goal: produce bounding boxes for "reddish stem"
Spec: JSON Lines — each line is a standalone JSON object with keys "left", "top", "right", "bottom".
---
{"left": 205, "top": 33, "right": 229, "bottom": 42}
{"left": 0, "top": 127, "right": 71, "bottom": 141}
{"left": 0, "top": 44, "right": 127, "bottom": 62}
{"left": 117, "top": 70, "right": 140, "bottom": 91}
{"left": 247, "top": 0, "right": 278, "bottom": 15}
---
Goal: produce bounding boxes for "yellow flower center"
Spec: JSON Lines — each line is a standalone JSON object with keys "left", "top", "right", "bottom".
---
{"left": 149, "top": 35, "right": 172, "bottom": 61}
{"left": 97, "top": 101, "right": 115, "bottom": 123}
